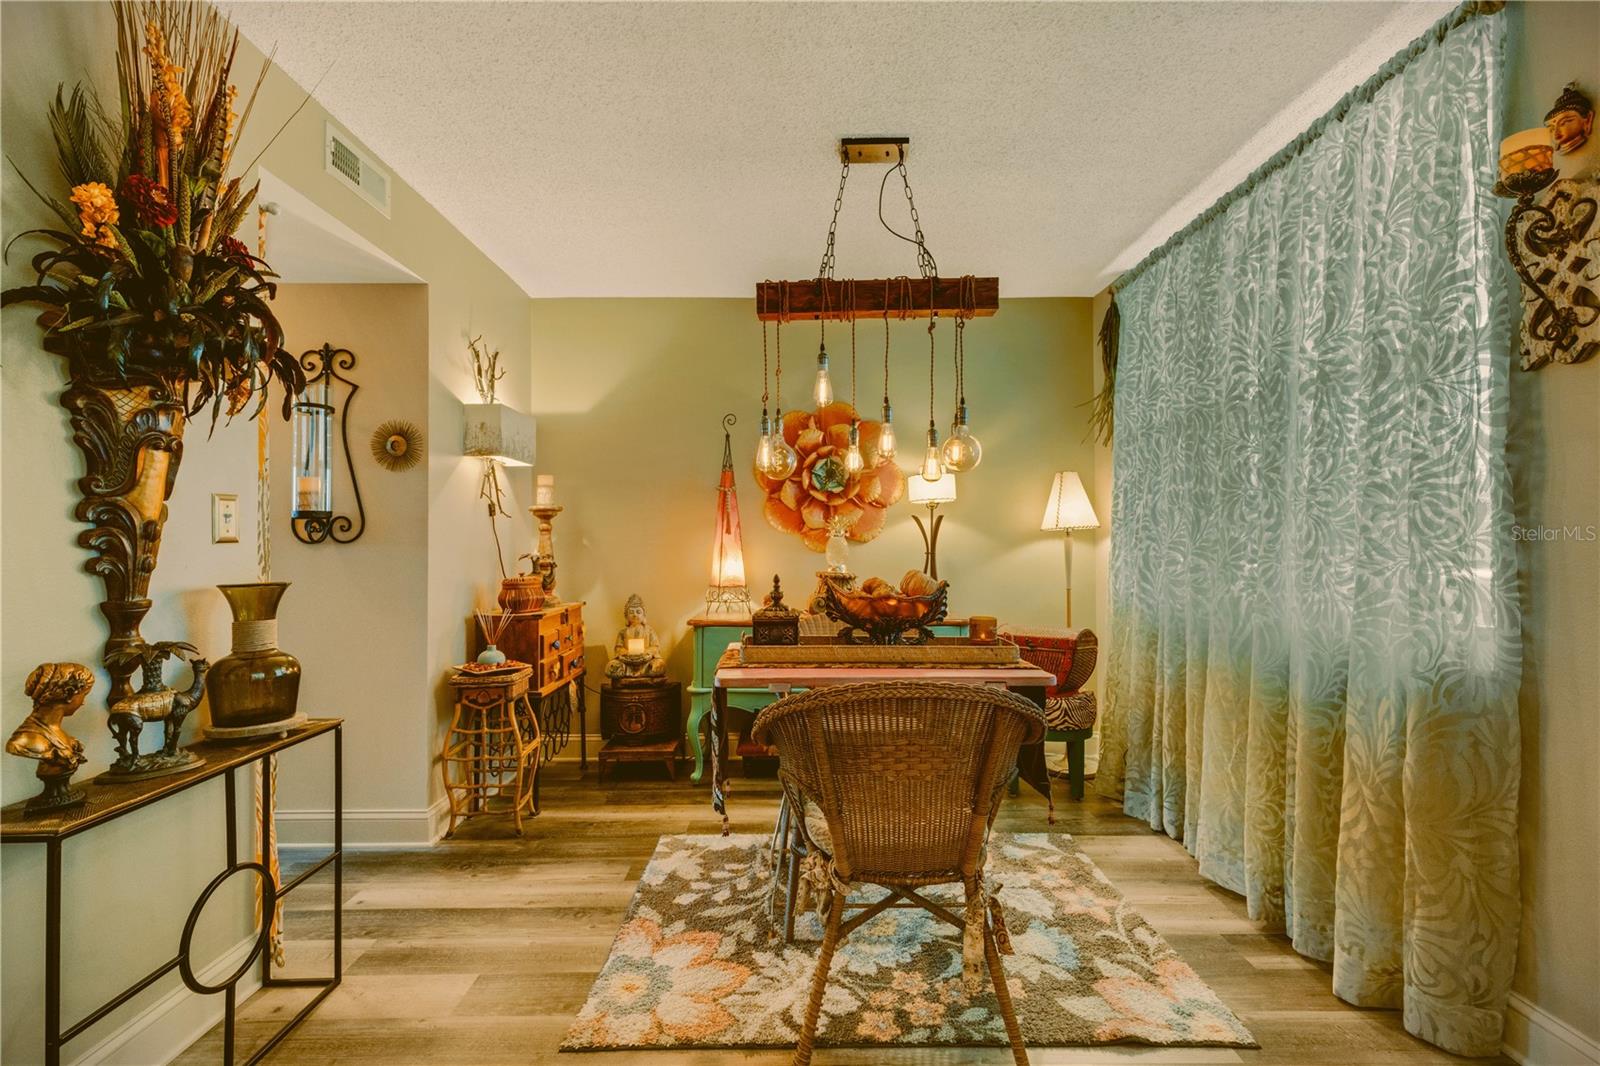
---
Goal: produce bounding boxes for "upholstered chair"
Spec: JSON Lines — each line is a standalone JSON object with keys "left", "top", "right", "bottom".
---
{"left": 1000, "top": 628, "right": 1098, "bottom": 800}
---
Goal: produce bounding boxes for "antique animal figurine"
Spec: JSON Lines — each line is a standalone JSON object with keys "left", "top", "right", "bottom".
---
{"left": 104, "top": 641, "right": 209, "bottom": 778}
{"left": 605, "top": 594, "right": 666, "bottom": 682}
{"left": 6, "top": 662, "right": 93, "bottom": 813}
{"left": 1546, "top": 82, "right": 1594, "bottom": 156}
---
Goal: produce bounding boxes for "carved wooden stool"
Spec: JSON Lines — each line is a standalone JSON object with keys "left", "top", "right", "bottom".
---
{"left": 443, "top": 666, "right": 541, "bottom": 836}
{"left": 598, "top": 681, "right": 682, "bottom": 783}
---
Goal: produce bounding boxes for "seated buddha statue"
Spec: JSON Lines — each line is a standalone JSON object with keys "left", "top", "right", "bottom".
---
{"left": 605, "top": 594, "right": 666, "bottom": 683}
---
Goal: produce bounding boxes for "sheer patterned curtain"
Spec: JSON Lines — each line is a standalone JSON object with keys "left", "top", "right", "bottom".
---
{"left": 1095, "top": 10, "right": 1520, "bottom": 1057}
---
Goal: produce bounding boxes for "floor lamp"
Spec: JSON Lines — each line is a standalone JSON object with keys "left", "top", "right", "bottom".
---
{"left": 1041, "top": 471, "right": 1099, "bottom": 626}
{"left": 908, "top": 472, "right": 957, "bottom": 579}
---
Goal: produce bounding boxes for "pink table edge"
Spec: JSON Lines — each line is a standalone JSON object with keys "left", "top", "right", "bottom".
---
{"left": 712, "top": 643, "right": 1055, "bottom": 689}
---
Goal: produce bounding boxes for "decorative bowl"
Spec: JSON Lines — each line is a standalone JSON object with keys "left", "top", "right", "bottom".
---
{"left": 821, "top": 579, "right": 950, "bottom": 645}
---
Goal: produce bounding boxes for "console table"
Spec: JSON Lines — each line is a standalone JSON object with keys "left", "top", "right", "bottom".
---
{"left": 686, "top": 614, "right": 968, "bottom": 783}
{"left": 0, "top": 718, "right": 343, "bottom": 1066}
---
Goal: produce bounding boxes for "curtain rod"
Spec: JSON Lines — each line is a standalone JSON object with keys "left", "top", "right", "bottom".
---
{"left": 1109, "top": 0, "right": 1505, "bottom": 296}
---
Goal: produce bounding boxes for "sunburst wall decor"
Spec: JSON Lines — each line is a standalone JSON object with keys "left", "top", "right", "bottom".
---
{"left": 371, "top": 420, "right": 424, "bottom": 471}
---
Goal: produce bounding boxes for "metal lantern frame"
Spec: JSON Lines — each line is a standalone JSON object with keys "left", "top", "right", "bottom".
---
{"left": 291, "top": 344, "right": 365, "bottom": 544}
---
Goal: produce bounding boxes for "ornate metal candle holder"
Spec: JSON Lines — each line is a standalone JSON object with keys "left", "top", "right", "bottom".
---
{"left": 291, "top": 344, "right": 366, "bottom": 543}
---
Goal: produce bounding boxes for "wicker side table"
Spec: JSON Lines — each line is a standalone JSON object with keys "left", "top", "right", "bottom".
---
{"left": 443, "top": 666, "right": 541, "bottom": 836}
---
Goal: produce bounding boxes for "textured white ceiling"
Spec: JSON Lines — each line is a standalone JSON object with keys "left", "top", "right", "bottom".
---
{"left": 220, "top": 1, "right": 1454, "bottom": 298}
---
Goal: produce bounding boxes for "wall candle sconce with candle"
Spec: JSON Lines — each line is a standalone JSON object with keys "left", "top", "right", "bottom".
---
{"left": 291, "top": 344, "right": 366, "bottom": 544}
{"left": 1494, "top": 82, "right": 1600, "bottom": 370}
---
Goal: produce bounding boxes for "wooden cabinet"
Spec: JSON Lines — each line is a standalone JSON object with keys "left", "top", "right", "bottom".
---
{"left": 474, "top": 603, "right": 588, "bottom": 769}
{"left": 487, "top": 603, "right": 585, "bottom": 697}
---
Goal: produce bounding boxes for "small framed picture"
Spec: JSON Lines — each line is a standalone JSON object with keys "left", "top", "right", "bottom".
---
{"left": 212, "top": 493, "right": 240, "bottom": 544}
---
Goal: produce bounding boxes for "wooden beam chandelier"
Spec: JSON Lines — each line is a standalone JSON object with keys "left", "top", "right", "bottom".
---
{"left": 753, "top": 138, "right": 996, "bottom": 485}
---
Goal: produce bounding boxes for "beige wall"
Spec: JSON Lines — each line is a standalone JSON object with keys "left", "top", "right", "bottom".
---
{"left": 1, "top": 2, "right": 530, "bottom": 1059}
{"left": 264, "top": 285, "right": 432, "bottom": 829}
{"left": 1503, "top": 2, "right": 1600, "bottom": 1057}
{"left": 529, "top": 297, "right": 1099, "bottom": 717}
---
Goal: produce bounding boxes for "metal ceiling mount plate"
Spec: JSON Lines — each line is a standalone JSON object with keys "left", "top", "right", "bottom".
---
{"left": 839, "top": 137, "right": 909, "bottom": 164}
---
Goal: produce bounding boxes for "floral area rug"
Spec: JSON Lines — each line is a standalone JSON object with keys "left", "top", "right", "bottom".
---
{"left": 561, "top": 832, "right": 1256, "bottom": 1052}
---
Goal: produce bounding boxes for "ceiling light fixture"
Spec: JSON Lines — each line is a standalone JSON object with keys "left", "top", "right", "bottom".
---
{"left": 754, "top": 137, "right": 998, "bottom": 480}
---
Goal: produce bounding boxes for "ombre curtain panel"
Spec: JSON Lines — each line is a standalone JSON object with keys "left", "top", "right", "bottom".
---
{"left": 1095, "top": 10, "right": 1520, "bottom": 1057}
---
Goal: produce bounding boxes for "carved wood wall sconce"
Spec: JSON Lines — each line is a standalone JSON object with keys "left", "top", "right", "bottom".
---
{"left": 61, "top": 363, "right": 188, "bottom": 718}
{"left": 291, "top": 344, "right": 367, "bottom": 543}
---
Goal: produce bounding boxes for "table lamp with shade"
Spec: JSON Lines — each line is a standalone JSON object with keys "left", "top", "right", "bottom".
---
{"left": 1041, "top": 471, "right": 1099, "bottom": 625}
{"left": 907, "top": 472, "right": 957, "bottom": 580}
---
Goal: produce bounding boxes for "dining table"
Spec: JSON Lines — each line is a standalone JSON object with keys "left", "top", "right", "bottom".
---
{"left": 707, "top": 644, "right": 1059, "bottom": 833}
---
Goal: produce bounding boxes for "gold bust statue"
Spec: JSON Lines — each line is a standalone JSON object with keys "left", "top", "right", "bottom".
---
{"left": 6, "top": 662, "right": 93, "bottom": 813}
{"left": 605, "top": 594, "right": 666, "bottom": 682}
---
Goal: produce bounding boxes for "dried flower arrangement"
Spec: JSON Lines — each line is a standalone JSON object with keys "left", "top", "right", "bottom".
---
{"left": 1, "top": 0, "right": 304, "bottom": 423}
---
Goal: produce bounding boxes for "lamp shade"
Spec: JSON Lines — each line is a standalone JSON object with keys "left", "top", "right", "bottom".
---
{"left": 1041, "top": 471, "right": 1098, "bottom": 531}
{"left": 464, "top": 402, "right": 536, "bottom": 467}
{"left": 907, "top": 471, "right": 957, "bottom": 505}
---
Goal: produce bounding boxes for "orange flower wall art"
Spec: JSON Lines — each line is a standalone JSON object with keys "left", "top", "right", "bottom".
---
{"left": 757, "top": 402, "right": 906, "bottom": 552}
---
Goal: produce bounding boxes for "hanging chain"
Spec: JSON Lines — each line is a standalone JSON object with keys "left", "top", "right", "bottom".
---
{"left": 898, "top": 157, "right": 937, "bottom": 278}
{"left": 817, "top": 158, "right": 851, "bottom": 281}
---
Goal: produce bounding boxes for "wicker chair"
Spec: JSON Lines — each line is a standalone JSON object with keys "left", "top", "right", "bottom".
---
{"left": 752, "top": 681, "right": 1046, "bottom": 1066}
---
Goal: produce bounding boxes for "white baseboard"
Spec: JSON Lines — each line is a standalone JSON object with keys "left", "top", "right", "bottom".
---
{"left": 1505, "top": 992, "right": 1600, "bottom": 1066}
{"left": 276, "top": 796, "right": 450, "bottom": 849}
{"left": 71, "top": 934, "right": 261, "bottom": 1066}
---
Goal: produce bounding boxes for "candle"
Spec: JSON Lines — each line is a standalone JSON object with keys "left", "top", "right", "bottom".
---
{"left": 296, "top": 476, "right": 323, "bottom": 511}
{"left": 626, "top": 637, "right": 645, "bottom": 656}
{"left": 536, "top": 474, "right": 556, "bottom": 507}
{"left": 969, "top": 615, "right": 998, "bottom": 644}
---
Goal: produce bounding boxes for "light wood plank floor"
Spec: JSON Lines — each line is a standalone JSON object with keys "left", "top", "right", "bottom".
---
{"left": 175, "top": 762, "right": 1508, "bottom": 1065}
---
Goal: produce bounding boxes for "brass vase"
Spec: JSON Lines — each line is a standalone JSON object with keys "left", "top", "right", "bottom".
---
{"left": 206, "top": 582, "right": 302, "bottom": 729}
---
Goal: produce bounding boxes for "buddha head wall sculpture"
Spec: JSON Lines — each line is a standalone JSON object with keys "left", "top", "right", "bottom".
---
{"left": 1545, "top": 82, "right": 1593, "bottom": 156}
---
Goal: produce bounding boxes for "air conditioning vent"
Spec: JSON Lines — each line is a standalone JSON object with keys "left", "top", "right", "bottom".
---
{"left": 324, "top": 122, "right": 391, "bottom": 217}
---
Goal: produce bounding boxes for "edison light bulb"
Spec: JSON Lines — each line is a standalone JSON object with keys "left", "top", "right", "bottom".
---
{"left": 940, "top": 403, "right": 983, "bottom": 473}
{"left": 767, "top": 413, "right": 798, "bottom": 479}
{"left": 844, "top": 422, "right": 865, "bottom": 475}
{"left": 753, "top": 412, "right": 776, "bottom": 476}
{"left": 878, "top": 402, "right": 897, "bottom": 462}
{"left": 921, "top": 426, "right": 944, "bottom": 482}
{"left": 813, "top": 348, "right": 833, "bottom": 408}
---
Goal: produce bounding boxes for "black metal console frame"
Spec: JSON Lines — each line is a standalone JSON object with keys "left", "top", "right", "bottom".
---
{"left": 0, "top": 719, "right": 343, "bottom": 1066}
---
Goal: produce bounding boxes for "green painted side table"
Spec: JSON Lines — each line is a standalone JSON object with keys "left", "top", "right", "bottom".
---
{"left": 685, "top": 613, "right": 968, "bottom": 783}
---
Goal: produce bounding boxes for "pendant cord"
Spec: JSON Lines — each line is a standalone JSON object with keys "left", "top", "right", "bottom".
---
{"left": 775, "top": 281, "right": 788, "bottom": 413}
{"left": 847, "top": 278, "right": 857, "bottom": 410}
{"left": 927, "top": 276, "right": 938, "bottom": 431}
{"left": 882, "top": 278, "right": 892, "bottom": 407}
{"left": 761, "top": 317, "right": 770, "bottom": 411}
